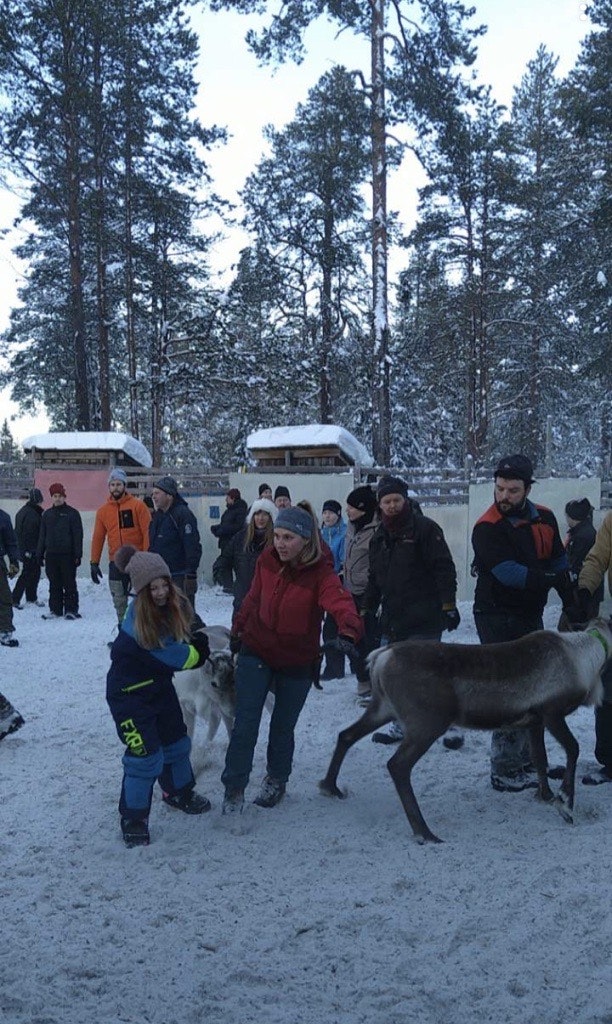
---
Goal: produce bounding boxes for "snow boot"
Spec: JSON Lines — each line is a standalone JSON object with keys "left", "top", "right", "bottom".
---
{"left": 121, "top": 817, "right": 150, "bottom": 847}
{"left": 0, "top": 632, "right": 19, "bottom": 648}
{"left": 222, "top": 789, "right": 244, "bottom": 815}
{"left": 0, "top": 697, "right": 25, "bottom": 741}
{"left": 582, "top": 765, "right": 612, "bottom": 786}
{"left": 253, "top": 775, "right": 285, "bottom": 808}
{"left": 372, "top": 720, "right": 404, "bottom": 745}
{"left": 162, "top": 789, "right": 212, "bottom": 814}
{"left": 442, "top": 726, "right": 465, "bottom": 750}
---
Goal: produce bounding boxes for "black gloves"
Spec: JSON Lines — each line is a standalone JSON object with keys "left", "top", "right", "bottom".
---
{"left": 190, "top": 630, "right": 210, "bottom": 666}
{"left": 229, "top": 634, "right": 242, "bottom": 656}
{"left": 7, "top": 563, "right": 19, "bottom": 579}
{"left": 333, "top": 635, "right": 357, "bottom": 657}
{"left": 90, "top": 562, "right": 103, "bottom": 584}
{"left": 443, "top": 607, "right": 461, "bottom": 632}
{"left": 184, "top": 575, "right": 198, "bottom": 598}
{"left": 565, "top": 588, "right": 596, "bottom": 625}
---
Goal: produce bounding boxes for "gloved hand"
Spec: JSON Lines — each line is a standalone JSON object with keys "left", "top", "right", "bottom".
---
{"left": 229, "top": 634, "right": 242, "bottom": 656}
{"left": 7, "top": 563, "right": 19, "bottom": 579}
{"left": 210, "top": 524, "right": 220, "bottom": 538}
{"left": 75, "top": 558, "right": 81, "bottom": 567}
{"left": 90, "top": 562, "right": 103, "bottom": 584}
{"left": 443, "top": 607, "right": 461, "bottom": 632}
{"left": 184, "top": 575, "right": 198, "bottom": 598}
{"left": 190, "top": 630, "right": 210, "bottom": 666}
{"left": 333, "top": 635, "right": 357, "bottom": 657}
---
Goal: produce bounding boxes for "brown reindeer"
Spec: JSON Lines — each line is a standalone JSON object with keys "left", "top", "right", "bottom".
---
{"left": 319, "top": 619, "right": 612, "bottom": 843}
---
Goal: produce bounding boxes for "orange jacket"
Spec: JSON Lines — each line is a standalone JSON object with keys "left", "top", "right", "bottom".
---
{"left": 90, "top": 493, "right": 151, "bottom": 563}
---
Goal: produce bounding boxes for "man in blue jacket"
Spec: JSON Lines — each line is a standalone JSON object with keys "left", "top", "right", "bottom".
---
{"left": 149, "top": 476, "right": 202, "bottom": 610}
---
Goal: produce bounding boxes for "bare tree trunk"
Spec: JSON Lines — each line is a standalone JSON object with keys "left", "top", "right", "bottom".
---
{"left": 123, "top": 0, "right": 139, "bottom": 438}
{"left": 370, "top": 0, "right": 391, "bottom": 466}
{"left": 92, "top": 27, "right": 111, "bottom": 429}
{"left": 319, "top": 205, "right": 333, "bottom": 423}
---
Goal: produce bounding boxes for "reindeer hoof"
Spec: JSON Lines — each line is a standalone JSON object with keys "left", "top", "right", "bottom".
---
{"left": 554, "top": 796, "right": 574, "bottom": 825}
{"left": 318, "top": 779, "right": 346, "bottom": 799}
{"left": 415, "top": 830, "right": 443, "bottom": 845}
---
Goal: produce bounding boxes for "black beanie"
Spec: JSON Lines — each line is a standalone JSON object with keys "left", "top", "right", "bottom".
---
{"left": 565, "top": 498, "right": 593, "bottom": 522}
{"left": 493, "top": 454, "right": 535, "bottom": 485}
{"left": 322, "top": 499, "right": 342, "bottom": 517}
{"left": 346, "top": 486, "right": 377, "bottom": 514}
{"left": 29, "top": 488, "right": 44, "bottom": 504}
{"left": 377, "top": 476, "right": 408, "bottom": 501}
{"left": 274, "top": 485, "right": 291, "bottom": 500}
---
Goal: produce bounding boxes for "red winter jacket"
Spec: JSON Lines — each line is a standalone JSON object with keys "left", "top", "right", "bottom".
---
{"left": 233, "top": 547, "right": 363, "bottom": 670}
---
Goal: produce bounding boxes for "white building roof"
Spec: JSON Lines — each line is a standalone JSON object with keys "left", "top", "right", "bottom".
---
{"left": 247, "top": 424, "right": 373, "bottom": 467}
{"left": 22, "top": 431, "right": 153, "bottom": 468}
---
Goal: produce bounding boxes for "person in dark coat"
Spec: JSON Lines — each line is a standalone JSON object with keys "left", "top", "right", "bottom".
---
{"left": 558, "top": 497, "right": 602, "bottom": 631}
{"left": 362, "top": 476, "right": 460, "bottom": 745}
{"left": 471, "top": 454, "right": 571, "bottom": 792}
{"left": 36, "top": 483, "right": 83, "bottom": 620}
{"left": 0, "top": 507, "right": 20, "bottom": 645}
{"left": 320, "top": 499, "right": 348, "bottom": 680}
{"left": 342, "top": 485, "right": 380, "bottom": 702}
{"left": 216, "top": 497, "right": 277, "bottom": 614}
{"left": 12, "top": 488, "right": 44, "bottom": 608}
{"left": 107, "top": 545, "right": 212, "bottom": 846}
{"left": 149, "top": 476, "right": 202, "bottom": 610}
{"left": 210, "top": 488, "right": 248, "bottom": 593}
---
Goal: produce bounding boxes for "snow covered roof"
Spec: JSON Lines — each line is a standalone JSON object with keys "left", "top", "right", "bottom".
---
{"left": 247, "top": 424, "right": 373, "bottom": 467}
{"left": 21, "top": 431, "right": 152, "bottom": 467}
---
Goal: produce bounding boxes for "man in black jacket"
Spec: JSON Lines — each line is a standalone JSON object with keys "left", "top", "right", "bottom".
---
{"left": 0, "top": 507, "right": 20, "bottom": 645}
{"left": 12, "top": 488, "right": 44, "bottom": 609}
{"left": 149, "top": 476, "right": 202, "bottom": 609}
{"left": 471, "top": 454, "right": 570, "bottom": 792}
{"left": 210, "top": 488, "right": 248, "bottom": 594}
{"left": 37, "top": 482, "right": 83, "bottom": 619}
{"left": 363, "top": 476, "right": 461, "bottom": 745}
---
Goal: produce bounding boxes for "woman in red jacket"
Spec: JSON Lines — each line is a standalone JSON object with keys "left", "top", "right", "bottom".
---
{"left": 222, "top": 506, "right": 363, "bottom": 813}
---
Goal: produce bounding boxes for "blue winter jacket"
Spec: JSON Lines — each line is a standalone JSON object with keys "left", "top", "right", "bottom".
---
{"left": 321, "top": 518, "right": 347, "bottom": 575}
{"left": 148, "top": 495, "right": 202, "bottom": 578}
{"left": 106, "top": 601, "right": 200, "bottom": 700}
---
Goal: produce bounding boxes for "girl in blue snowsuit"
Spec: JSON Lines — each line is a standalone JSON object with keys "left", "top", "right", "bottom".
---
{"left": 320, "top": 499, "right": 348, "bottom": 679}
{"left": 106, "top": 545, "right": 211, "bottom": 846}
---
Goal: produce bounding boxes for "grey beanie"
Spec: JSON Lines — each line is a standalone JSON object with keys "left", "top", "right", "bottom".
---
{"left": 275, "top": 506, "right": 314, "bottom": 540}
{"left": 115, "top": 544, "right": 171, "bottom": 594}
{"left": 108, "top": 467, "right": 128, "bottom": 484}
{"left": 153, "top": 475, "right": 178, "bottom": 497}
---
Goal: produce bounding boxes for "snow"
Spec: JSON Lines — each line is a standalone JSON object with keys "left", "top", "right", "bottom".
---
{"left": 247, "top": 424, "right": 374, "bottom": 467}
{"left": 21, "top": 431, "right": 153, "bottom": 468}
{"left": 1, "top": 585, "right": 611, "bottom": 1024}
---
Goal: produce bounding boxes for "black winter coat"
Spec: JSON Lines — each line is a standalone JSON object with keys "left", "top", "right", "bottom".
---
{"left": 210, "top": 499, "right": 248, "bottom": 550}
{"left": 0, "top": 508, "right": 19, "bottom": 563}
{"left": 15, "top": 500, "right": 43, "bottom": 558}
{"left": 37, "top": 504, "right": 83, "bottom": 560}
{"left": 218, "top": 525, "right": 269, "bottom": 612}
{"left": 149, "top": 495, "right": 202, "bottom": 577}
{"left": 364, "top": 507, "right": 457, "bottom": 640}
{"left": 566, "top": 518, "right": 603, "bottom": 602}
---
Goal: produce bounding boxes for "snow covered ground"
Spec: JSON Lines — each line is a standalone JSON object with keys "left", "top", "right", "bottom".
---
{"left": 1, "top": 583, "right": 610, "bottom": 1024}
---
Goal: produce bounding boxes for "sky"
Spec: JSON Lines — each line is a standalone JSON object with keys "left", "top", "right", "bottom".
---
{"left": 0, "top": 0, "right": 591, "bottom": 444}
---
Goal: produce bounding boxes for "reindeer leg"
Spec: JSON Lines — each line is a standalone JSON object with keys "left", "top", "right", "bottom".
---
{"left": 543, "top": 713, "right": 579, "bottom": 824}
{"left": 387, "top": 729, "right": 445, "bottom": 844}
{"left": 319, "top": 703, "right": 394, "bottom": 799}
{"left": 528, "top": 720, "right": 555, "bottom": 804}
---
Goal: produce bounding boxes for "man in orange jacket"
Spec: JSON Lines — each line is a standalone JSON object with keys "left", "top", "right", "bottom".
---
{"left": 90, "top": 469, "right": 151, "bottom": 631}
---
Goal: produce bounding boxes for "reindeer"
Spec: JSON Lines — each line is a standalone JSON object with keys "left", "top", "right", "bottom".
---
{"left": 319, "top": 619, "right": 612, "bottom": 843}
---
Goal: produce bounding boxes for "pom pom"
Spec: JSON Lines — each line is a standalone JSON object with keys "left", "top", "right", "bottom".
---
{"left": 115, "top": 544, "right": 137, "bottom": 574}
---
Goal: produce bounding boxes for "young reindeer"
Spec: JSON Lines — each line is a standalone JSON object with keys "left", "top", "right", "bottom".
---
{"left": 319, "top": 619, "right": 612, "bottom": 843}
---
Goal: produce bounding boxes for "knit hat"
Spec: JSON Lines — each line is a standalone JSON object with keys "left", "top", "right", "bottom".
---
{"left": 49, "top": 482, "right": 66, "bottom": 497}
{"left": 346, "top": 485, "right": 377, "bottom": 514}
{"left": 115, "top": 544, "right": 171, "bottom": 594}
{"left": 247, "top": 498, "right": 278, "bottom": 524}
{"left": 377, "top": 476, "right": 408, "bottom": 501}
{"left": 274, "top": 485, "right": 291, "bottom": 501}
{"left": 275, "top": 506, "right": 313, "bottom": 540}
{"left": 108, "top": 468, "right": 128, "bottom": 484}
{"left": 153, "top": 475, "right": 178, "bottom": 496}
{"left": 258, "top": 483, "right": 272, "bottom": 497}
{"left": 227, "top": 488, "right": 241, "bottom": 501}
{"left": 493, "top": 454, "right": 535, "bottom": 484}
{"left": 322, "top": 499, "right": 342, "bottom": 517}
{"left": 29, "top": 488, "right": 44, "bottom": 504}
{"left": 565, "top": 498, "right": 593, "bottom": 522}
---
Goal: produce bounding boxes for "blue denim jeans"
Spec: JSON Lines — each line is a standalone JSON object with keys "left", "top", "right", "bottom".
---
{"left": 221, "top": 651, "right": 313, "bottom": 793}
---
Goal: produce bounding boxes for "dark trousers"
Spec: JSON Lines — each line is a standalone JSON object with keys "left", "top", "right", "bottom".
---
{"left": 12, "top": 555, "right": 41, "bottom": 605}
{"left": 322, "top": 612, "right": 344, "bottom": 677}
{"left": 474, "top": 610, "right": 543, "bottom": 775}
{"left": 350, "top": 594, "right": 381, "bottom": 691}
{"left": 595, "top": 662, "right": 612, "bottom": 769}
{"left": 222, "top": 651, "right": 313, "bottom": 792}
{"left": 45, "top": 553, "right": 79, "bottom": 616}
{"left": 212, "top": 554, "right": 233, "bottom": 592}
{"left": 107, "top": 682, "right": 193, "bottom": 819}
{"left": 0, "top": 561, "right": 14, "bottom": 633}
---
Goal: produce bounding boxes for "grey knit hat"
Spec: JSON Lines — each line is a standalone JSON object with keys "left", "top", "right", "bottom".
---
{"left": 275, "top": 506, "right": 314, "bottom": 540}
{"left": 108, "top": 467, "right": 128, "bottom": 484}
{"left": 115, "top": 544, "right": 171, "bottom": 594}
{"left": 153, "top": 476, "right": 178, "bottom": 496}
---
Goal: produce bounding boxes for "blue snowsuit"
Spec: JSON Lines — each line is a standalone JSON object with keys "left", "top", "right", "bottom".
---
{"left": 106, "top": 602, "right": 200, "bottom": 820}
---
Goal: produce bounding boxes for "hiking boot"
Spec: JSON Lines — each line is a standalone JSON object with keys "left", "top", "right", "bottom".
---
{"left": 582, "top": 765, "right": 612, "bottom": 786}
{"left": 222, "top": 789, "right": 244, "bottom": 815}
{"left": 357, "top": 692, "right": 372, "bottom": 708}
{"left": 443, "top": 726, "right": 465, "bottom": 750}
{"left": 490, "top": 770, "right": 539, "bottom": 793}
{"left": 121, "top": 817, "right": 150, "bottom": 847}
{"left": 0, "top": 699, "right": 25, "bottom": 741}
{"left": 547, "top": 764, "right": 566, "bottom": 780}
{"left": 0, "top": 632, "right": 19, "bottom": 648}
{"left": 321, "top": 668, "right": 345, "bottom": 681}
{"left": 64, "top": 612, "right": 78, "bottom": 620}
{"left": 253, "top": 775, "right": 286, "bottom": 808}
{"left": 12, "top": 602, "right": 23, "bottom": 610}
{"left": 372, "top": 720, "right": 404, "bottom": 745}
{"left": 162, "top": 789, "right": 212, "bottom": 814}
